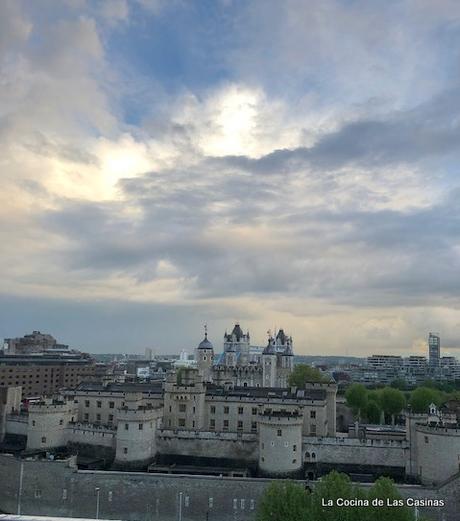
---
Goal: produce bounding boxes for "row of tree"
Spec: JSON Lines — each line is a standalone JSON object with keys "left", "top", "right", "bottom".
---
{"left": 345, "top": 383, "right": 447, "bottom": 424}
{"left": 288, "top": 363, "right": 457, "bottom": 423}
{"left": 257, "top": 471, "right": 424, "bottom": 521}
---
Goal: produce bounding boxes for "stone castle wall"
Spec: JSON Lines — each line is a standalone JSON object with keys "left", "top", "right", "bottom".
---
{"left": 0, "top": 454, "right": 458, "bottom": 521}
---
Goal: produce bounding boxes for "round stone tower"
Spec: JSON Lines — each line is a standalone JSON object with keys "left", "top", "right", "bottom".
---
{"left": 114, "top": 392, "right": 161, "bottom": 470}
{"left": 195, "top": 329, "right": 214, "bottom": 382}
{"left": 258, "top": 409, "right": 303, "bottom": 477}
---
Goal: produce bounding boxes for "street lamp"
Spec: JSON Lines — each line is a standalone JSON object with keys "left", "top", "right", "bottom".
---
{"left": 95, "top": 487, "right": 100, "bottom": 520}
{"left": 178, "top": 491, "right": 183, "bottom": 521}
{"left": 17, "top": 460, "right": 24, "bottom": 515}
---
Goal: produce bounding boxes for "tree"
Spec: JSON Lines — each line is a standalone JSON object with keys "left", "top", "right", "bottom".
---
{"left": 309, "top": 471, "right": 360, "bottom": 521}
{"left": 345, "top": 383, "right": 368, "bottom": 421}
{"left": 379, "top": 387, "right": 406, "bottom": 424}
{"left": 288, "top": 364, "right": 330, "bottom": 387}
{"left": 365, "top": 400, "right": 381, "bottom": 424}
{"left": 409, "top": 387, "right": 441, "bottom": 413}
{"left": 367, "top": 477, "right": 413, "bottom": 521}
{"left": 256, "top": 481, "right": 310, "bottom": 521}
{"left": 257, "top": 472, "right": 420, "bottom": 521}
{"left": 391, "top": 378, "right": 408, "bottom": 390}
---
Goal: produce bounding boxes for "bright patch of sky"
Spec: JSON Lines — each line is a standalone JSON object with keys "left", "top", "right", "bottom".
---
{"left": 2, "top": 0, "right": 460, "bottom": 355}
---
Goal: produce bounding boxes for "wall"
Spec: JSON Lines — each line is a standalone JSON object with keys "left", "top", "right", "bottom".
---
{"left": 302, "top": 436, "right": 408, "bottom": 469}
{"left": 157, "top": 429, "right": 258, "bottom": 462}
{"left": 414, "top": 425, "right": 460, "bottom": 485}
{"left": 67, "top": 423, "right": 116, "bottom": 449}
{"left": 0, "top": 387, "right": 22, "bottom": 442}
{"left": 5, "top": 415, "right": 28, "bottom": 436}
{"left": 0, "top": 454, "right": 458, "bottom": 521}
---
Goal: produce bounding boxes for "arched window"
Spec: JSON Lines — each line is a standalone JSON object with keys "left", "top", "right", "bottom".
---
{"left": 312, "top": 452, "right": 316, "bottom": 460}
{"left": 305, "top": 451, "right": 310, "bottom": 460}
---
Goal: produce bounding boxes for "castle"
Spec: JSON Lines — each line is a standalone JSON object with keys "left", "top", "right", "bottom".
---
{"left": 1, "top": 324, "right": 460, "bottom": 503}
{"left": 195, "top": 324, "right": 295, "bottom": 387}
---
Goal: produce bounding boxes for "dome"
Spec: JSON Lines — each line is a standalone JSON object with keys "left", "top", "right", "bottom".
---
{"left": 197, "top": 334, "right": 214, "bottom": 350}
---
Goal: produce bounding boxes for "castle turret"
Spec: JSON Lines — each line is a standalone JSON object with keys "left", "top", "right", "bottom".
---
{"left": 114, "top": 392, "right": 162, "bottom": 470}
{"left": 27, "top": 397, "right": 77, "bottom": 450}
{"left": 195, "top": 328, "right": 214, "bottom": 382}
{"left": 258, "top": 409, "right": 303, "bottom": 477}
{"left": 163, "top": 368, "right": 206, "bottom": 430}
{"left": 262, "top": 336, "right": 277, "bottom": 387}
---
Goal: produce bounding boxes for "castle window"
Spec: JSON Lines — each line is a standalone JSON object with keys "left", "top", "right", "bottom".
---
{"left": 252, "top": 407, "right": 257, "bottom": 415}
{"left": 123, "top": 447, "right": 128, "bottom": 454}
{"left": 305, "top": 451, "right": 310, "bottom": 459}
{"left": 85, "top": 400, "right": 90, "bottom": 407}
{"left": 210, "top": 419, "right": 215, "bottom": 430}
{"left": 59, "top": 419, "right": 63, "bottom": 425}
{"left": 240, "top": 499, "right": 245, "bottom": 510}
{"left": 425, "top": 436, "right": 429, "bottom": 443}
{"left": 310, "top": 410, "right": 316, "bottom": 419}
{"left": 293, "top": 444, "right": 297, "bottom": 452}
{"left": 84, "top": 413, "right": 89, "bottom": 421}
{"left": 277, "top": 429, "right": 282, "bottom": 437}
{"left": 108, "top": 414, "right": 113, "bottom": 422}
{"left": 179, "top": 404, "right": 186, "bottom": 412}
{"left": 124, "top": 423, "right": 129, "bottom": 430}
{"left": 97, "top": 401, "right": 102, "bottom": 408}
{"left": 41, "top": 436, "right": 46, "bottom": 443}
{"left": 62, "top": 488, "right": 68, "bottom": 500}
{"left": 32, "top": 420, "right": 36, "bottom": 426}
{"left": 224, "top": 406, "right": 229, "bottom": 414}
{"left": 233, "top": 499, "right": 238, "bottom": 510}
{"left": 310, "top": 424, "right": 316, "bottom": 435}
{"left": 208, "top": 497, "right": 213, "bottom": 508}
{"left": 237, "top": 421, "right": 243, "bottom": 430}
{"left": 96, "top": 414, "right": 101, "bottom": 422}
{"left": 34, "top": 489, "right": 42, "bottom": 499}
{"left": 238, "top": 407, "right": 244, "bottom": 414}
{"left": 251, "top": 422, "right": 257, "bottom": 432}
{"left": 179, "top": 418, "right": 186, "bottom": 427}
{"left": 292, "top": 459, "right": 297, "bottom": 464}
{"left": 250, "top": 499, "right": 255, "bottom": 511}
{"left": 210, "top": 406, "right": 216, "bottom": 414}
{"left": 139, "top": 423, "right": 143, "bottom": 430}
{"left": 203, "top": 356, "right": 207, "bottom": 361}
{"left": 109, "top": 402, "right": 114, "bottom": 409}
{"left": 223, "top": 420, "right": 229, "bottom": 431}
{"left": 311, "top": 452, "right": 316, "bottom": 459}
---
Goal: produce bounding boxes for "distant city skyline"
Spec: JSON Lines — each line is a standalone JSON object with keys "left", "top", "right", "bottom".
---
{"left": 2, "top": 1, "right": 460, "bottom": 356}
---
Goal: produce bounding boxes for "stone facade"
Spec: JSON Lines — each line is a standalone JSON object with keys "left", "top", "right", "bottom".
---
{"left": 0, "top": 454, "right": 458, "bottom": 521}
{"left": 197, "top": 324, "right": 295, "bottom": 388}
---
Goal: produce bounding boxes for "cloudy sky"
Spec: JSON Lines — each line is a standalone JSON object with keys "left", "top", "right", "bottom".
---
{"left": 1, "top": 0, "right": 460, "bottom": 356}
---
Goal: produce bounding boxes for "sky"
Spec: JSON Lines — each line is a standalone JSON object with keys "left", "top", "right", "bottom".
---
{"left": 1, "top": 0, "right": 460, "bottom": 356}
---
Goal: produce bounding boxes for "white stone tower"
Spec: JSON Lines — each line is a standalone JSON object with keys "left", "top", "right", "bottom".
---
{"left": 262, "top": 335, "right": 277, "bottom": 387}
{"left": 258, "top": 409, "right": 303, "bottom": 477}
{"left": 195, "top": 325, "right": 214, "bottom": 382}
